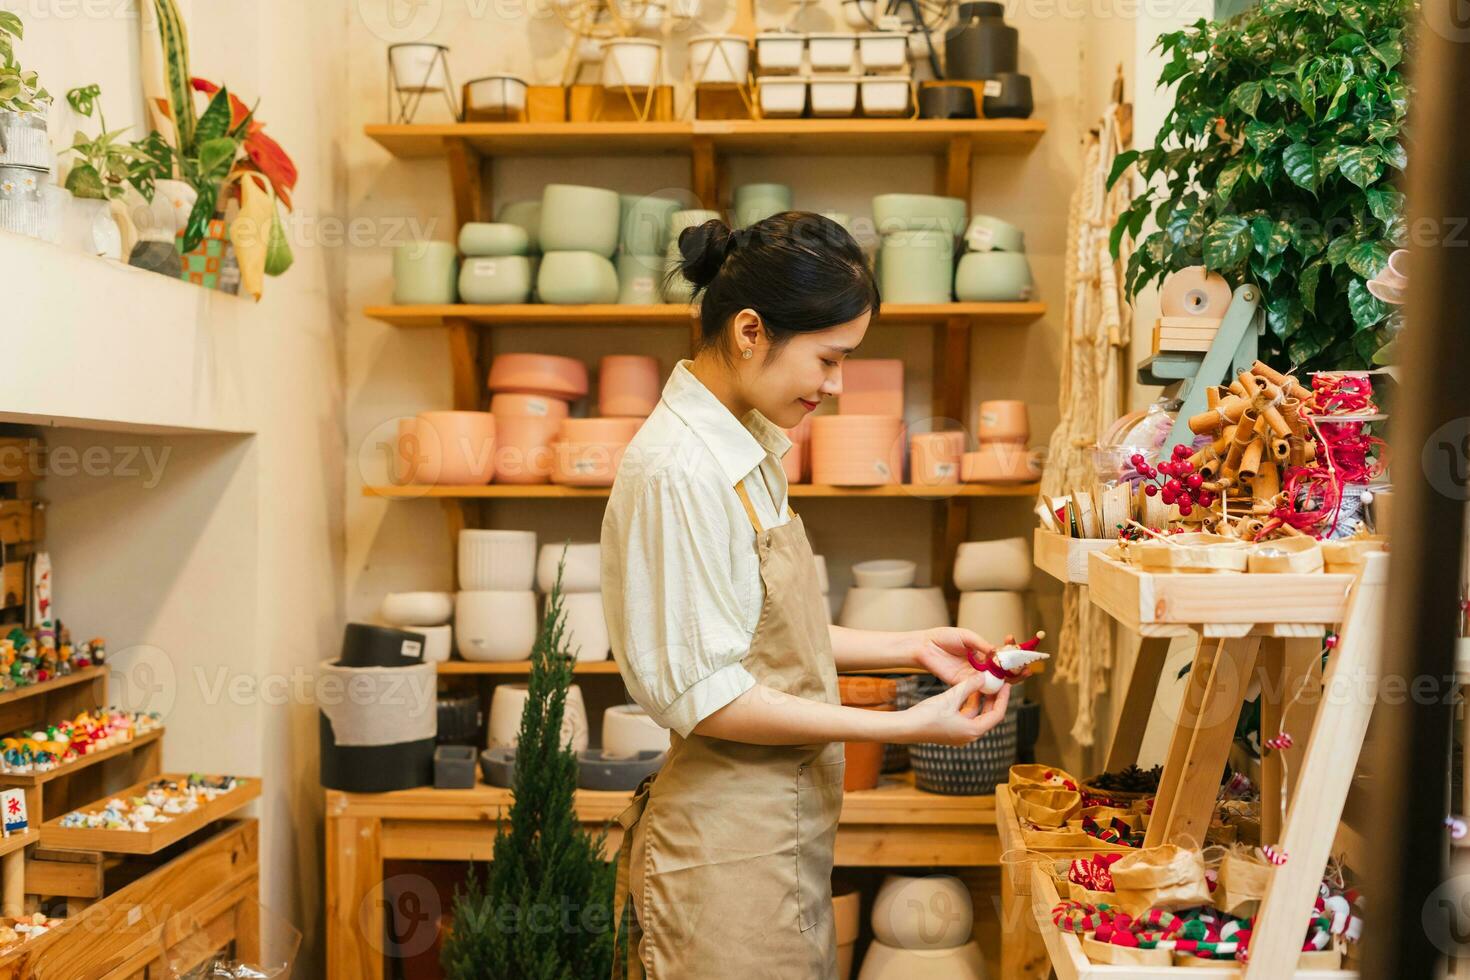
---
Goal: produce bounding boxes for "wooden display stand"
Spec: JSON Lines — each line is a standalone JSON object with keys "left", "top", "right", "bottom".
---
{"left": 1022, "top": 551, "right": 1385, "bottom": 978}
{"left": 569, "top": 83, "right": 675, "bottom": 122}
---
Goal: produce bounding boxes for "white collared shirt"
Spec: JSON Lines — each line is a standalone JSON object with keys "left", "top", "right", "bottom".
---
{"left": 601, "top": 361, "right": 794, "bottom": 737}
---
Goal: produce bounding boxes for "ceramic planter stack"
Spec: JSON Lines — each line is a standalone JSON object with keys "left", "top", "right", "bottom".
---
{"left": 663, "top": 208, "right": 721, "bottom": 303}
{"left": 812, "top": 357, "right": 906, "bottom": 486}
{"left": 455, "top": 530, "right": 539, "bottom": 661}
{"left": 952, "top": 536, "right": 1030, "bottom": 649}
{"left": 855, "top": 30, "right": 912, "bottom": 117}
{"left": 944, "top": 1, "right": 1032, "bottom": 119}
{"left": 485, "top": 353, "right": 588, "bottom": 485}
{"left": 538, "top": 542, "right": 609, "bottom": 661}
{"left": 858, "top": 875, "right": 988, "bottom": 979}
{"left": 457, "top": 221, "right": 532, "bottom": 303}
{"left": 838, "top": 560, "right": 949, "bottom": 631}
{"left": 955, "top": 214, "right": 1033, "bottom": 302}
{"left": 378, "top": 592, "right": 454, "bottom": 664}
{"left": 961, "top": 399, "right": 1040, "bottom": 484}
{"left": 872, "top": 193, "right": 965, "bottom": 304}
{"left": 618, "top": 194, "right": 680, "bottom": 304}
{"left": 733, "top": 182, "right": 792, "bottom": 228}
{"left": 538, "top": 183, "right": 620, "bottom": 304}
{"left": 0, "top": 109, "right": 51, "bottom": 241}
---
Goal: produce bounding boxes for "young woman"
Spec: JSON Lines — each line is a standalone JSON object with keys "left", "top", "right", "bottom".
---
{"left": 601, "top": 212, "right": 1012, "bottom": 979}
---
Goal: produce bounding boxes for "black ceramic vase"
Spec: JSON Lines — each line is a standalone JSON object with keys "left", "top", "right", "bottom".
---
{"left": 944, "top": 1, "right": 1018, "bottom": 80}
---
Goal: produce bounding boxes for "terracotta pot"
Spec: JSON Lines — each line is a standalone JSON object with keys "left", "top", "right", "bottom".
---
{"left": 598, "top": 355, "right": 662, "bottom": 417}
{"left": 415, "top": 411, "right": 497, "bottom": 485}
{"left": 910, "top": 431, "right": 965, "bottom": 487}
{"left": 961, "top": 444, "right": 1041, "bottom": 483}
{"left": 810, "top": 415, "right": 905, "bottom": 486}
{"left": 490, "top": 392, "right": 571, "bottom": 421}
{"left": 487, "top": 353, "right": 590, "bottom": 398}
{"left": 551, "top": 440, "right": 628, "bottom": 486}
{"left": 839, "top": 674, "right": 900, "bottom": 707}
{"left": 977, "top": 400, "right": 1028, "bottom": 442}
{"left": 839, "top": 359, "right": 904, "bottom": 417}
{"left": 493, "top": 415, "right": 560, "bottom": 484}
{"left": 844, "top": 729, "right": 886, "bottom": 791}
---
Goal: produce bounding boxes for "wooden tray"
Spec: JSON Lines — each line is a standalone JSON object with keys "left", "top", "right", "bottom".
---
{"left": 1086, "top": 554, "right": 1353, "bottom": 637}
{"left": 39, "top": 774, "right": 259, "bottom": 855}
{"left": 0, "top": 728, "right": 163, "bottom": 789}
{"left": 1034, "top": 529, "right": 1116, "bottom": 585}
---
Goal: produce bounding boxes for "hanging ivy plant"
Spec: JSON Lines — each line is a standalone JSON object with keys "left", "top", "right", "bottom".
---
{"left": 1108, "top": 0, "right": 1413, "bottom": 371}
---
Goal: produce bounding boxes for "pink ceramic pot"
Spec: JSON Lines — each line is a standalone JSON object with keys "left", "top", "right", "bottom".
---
{"left": 490, "top": 392, "right": 571, "bottom": 421}
{"left": 961, "top": 443, "right": 1042, "bottom": 483}
{"left": 493, "top": 415, "right": 561, "bottom": 484}
{"left": 781, "top": 439, "right": 805, "bottom": 484}
{"left": 598, "top": 355, "right": 662, "bottom": 417}
{"left": 560, "top": 417, "right": 643, "bottom": 443}
{"left": 487, "top": 353, "right": 590, "bottom": 398}
{"left": 551, "top": 441, "right": 629, "bottom": 486}
{"left": 838, "top": 359, "right": 904, "bottom": 417}
{"left": 977, "top": 400, "right": 1029, "bottom": 442}
{"left": 395, "top": 417, "right": 434, "bottom": 485}
{"left": 415, "top": 411, "right": 497, "bottom": 485}
{"left": 810, "top": 415, "right": 905, "bottom": 486}
{"left": 910, "top": 431, "right": 965, "bottom": 486}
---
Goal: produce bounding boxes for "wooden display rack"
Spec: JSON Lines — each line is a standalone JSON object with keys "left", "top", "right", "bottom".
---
{"left": 39, "top": 774, "right": 260, "bottom": 855}
{"left": 1021, "top": 550, "right": 1386, "bottom": 979}
{"left": 1033, "top": 528, "right": 1115, "bottom": 585}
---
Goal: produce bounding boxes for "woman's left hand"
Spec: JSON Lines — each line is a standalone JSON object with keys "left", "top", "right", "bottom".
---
{"left": 907, "top": 627, "right": 996, "bottom": 685}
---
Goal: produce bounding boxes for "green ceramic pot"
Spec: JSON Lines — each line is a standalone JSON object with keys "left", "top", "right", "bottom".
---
{"left": 617, "top": 253, "right": 664, "bottom": 305}
{"left": 734, "top": 182, "right": 793, "bottom": 228}
{"left": 393, "top": 241, "right": 458, "bottom": 304}
{"left": 459, "top": 222, "right": 530, "bottom": 257}
{"left": 662, "top": 246, "right": 695, "bottom": 303}
{"left": 537, "top": 251, "right": 619, "bottom": 304}
{"left": 540, "top": 184, "right": 621, "bottom": 257}
{"left": 954, "top": 251, "right": 1033, "bottom": 302}
{"left": 620, "top": 194, "right": 682, "bottom": 255}
{"left": 879, "top": 230, "right": 954, "bottom": 304}
{"left": 459, "top": 255, "right": 532, "bottom": 303}
{"left": 964, "top": 214, "right": 1024, "bottom": 253}
{"left": 496, "top": 199, "right": 542, "bottom": 253}
{"left": 872, "top": 193, "right": 967, "bottom": 236}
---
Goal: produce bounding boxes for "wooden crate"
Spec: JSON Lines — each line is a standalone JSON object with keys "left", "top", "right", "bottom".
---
{"left": 1034, "top": 529, "right": 1115, "bottom": 585}
{"left": 40, "top": 774, "right": 259, "bottom": 855}
{"left": 695, "top": 84, "right": 757, "bottom": 120}
{"left": 527, "top": 84, "right": 568, "bottom": 122}
{"left": 568, "top": 84, "right": 675, "bottom": 122}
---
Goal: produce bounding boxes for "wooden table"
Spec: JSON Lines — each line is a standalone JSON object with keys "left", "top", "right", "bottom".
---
{"left": 327, "top": 771, "right": 1000, "bottom": 979}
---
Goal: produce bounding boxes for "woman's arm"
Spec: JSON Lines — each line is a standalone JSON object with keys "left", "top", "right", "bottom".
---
{"left": 829, "top": 624, "right": 1007, "bottom": 682}
{"left": 693, "top": 674, "right": 1010, "bottom": 746}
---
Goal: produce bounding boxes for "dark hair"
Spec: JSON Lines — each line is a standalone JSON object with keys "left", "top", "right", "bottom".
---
{"left": 669, "top": 211, "right": 880, "bottom": 357}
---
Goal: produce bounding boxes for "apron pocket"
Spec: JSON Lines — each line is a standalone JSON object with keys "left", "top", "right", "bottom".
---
{"left": 796, "top": 760, "right": 845, "bottom": 932}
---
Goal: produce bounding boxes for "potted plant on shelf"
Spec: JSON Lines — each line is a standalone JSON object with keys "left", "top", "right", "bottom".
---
{"left": 1108, "top": 0, "right": 1411, "bottom": 370}
{"left": 0, "top": 9, "right": 53, "bottom": 241}
{"left": 61, "top": 84, "right": 141, "bottom": 259}
{"left": 132, "top": 0, "right": 297, "bottom": 298}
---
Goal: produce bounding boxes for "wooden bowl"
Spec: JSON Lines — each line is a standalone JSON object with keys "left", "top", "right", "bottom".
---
{"left": 1133, "top": 532, "right": 1248, "bottom": 573}
{"left": 1247, "top": 536, "right": 1324, "bottom": 573}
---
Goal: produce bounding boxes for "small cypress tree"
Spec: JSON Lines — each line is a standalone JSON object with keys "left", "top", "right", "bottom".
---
{"left": 442, "top": 550, "right": 617, "bottom": 979}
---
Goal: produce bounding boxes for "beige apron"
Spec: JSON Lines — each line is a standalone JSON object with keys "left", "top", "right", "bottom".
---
{"left": 611, "top": 483, "right": 845, "bottom": 980}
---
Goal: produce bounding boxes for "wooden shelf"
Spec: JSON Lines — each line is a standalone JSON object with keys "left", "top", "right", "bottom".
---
{"left": 39, "top": 774, "right": 259, "bottom": 855}
{"left": 0, "top": 829, "right": 36, "bottom": 860}
{"left": 363, "top": 302, "right": 1047, "bottom": 330}
{"left": 0, "top": 667, "right": 105, "bottom": 710}
{"left": 365, "top": 118, "right": 1047, "bottom": 160}
{"left": 0, "top": 729, "right": 163, "bottom": 789}
{"left": 437, "top": 660, "right": 621, "bottom": 675}
{"left": 1032, "top": 530, "right": 1115, "bottom": 586}
{"left": 365, "top": 482, "right": 1040, "bottom": 500}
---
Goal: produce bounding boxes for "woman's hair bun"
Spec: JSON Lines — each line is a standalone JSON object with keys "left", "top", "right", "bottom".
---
{"left": 676, "top": 219, "right": 735, "bottom": 290}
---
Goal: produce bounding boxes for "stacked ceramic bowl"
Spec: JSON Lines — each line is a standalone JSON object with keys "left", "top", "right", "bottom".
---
{"left": 377, "top": 592, "right": 454, "bottom": 663}
{"left": 457, "top": 220, "right": 532, "bottom": 304}
{"left": 961, "top": 399, "right": 1040, "bottom": 484}
{"left": 955, "top": 214, "right": 1033, "bottom": 302}
{"left": 487, "top": 353, "right": 588, "bottom": 485}
{"left": 456, "top": 529, "right": 539, "bottom": 662}
{"left": 838, "top": 560, "right": 950, "bottom": 631}
{"left": 537, "top": 183, "right": 621, "bottom": 304}
{"left": 618, "top": 193, "right": 681, "bottom": 305}
{"left": 872, "top": 194, "right": 966, "bottom": 303}
{"left": 663, "top": 208, "right": 721, "bottom": 303}
{"left": 497, "top": 198, "right": 543, "bottom": 296}
{"left": 952, "top": 536, "right": 1030, "bottom": 647}
{"left": 811, "top": 355, "right": 907, "bottom": 486}
{"left": 858, "top": 874, "right": 988, "bottom": 979}
{"left": 538, "top": 541, "right": 609, "bottom": 661}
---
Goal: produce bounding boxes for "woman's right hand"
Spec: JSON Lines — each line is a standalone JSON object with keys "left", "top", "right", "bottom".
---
{"left": 899, "top": 674, "right": 1010, "bottom": 746}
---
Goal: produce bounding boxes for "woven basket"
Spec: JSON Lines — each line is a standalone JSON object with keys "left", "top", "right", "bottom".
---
{"left": 898, "top": 676, "right": 1017, "bottom": 795}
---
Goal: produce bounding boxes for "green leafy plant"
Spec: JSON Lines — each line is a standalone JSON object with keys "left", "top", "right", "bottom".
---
{"left": 0, "top": 10, "right": 49, "bottom": 114}
{"left": 63, "top": 85, "right": 142, "bottom": 201}
{"left": 441, "top": 549, "right": 616, "bottom": 980}
{"left": 1108, "top": 0, "right": 1412, "bottom": 370}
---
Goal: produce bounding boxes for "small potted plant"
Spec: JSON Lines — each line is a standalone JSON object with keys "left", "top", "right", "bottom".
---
{"left": 61, "top": 84, "right": 138, "bottom": 259}
{"left": 0, "top": 10, "right": 52, "bottom": 240}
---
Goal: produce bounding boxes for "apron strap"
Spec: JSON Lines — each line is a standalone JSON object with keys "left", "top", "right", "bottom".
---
{"left": 610, "top": 775, "right": 655, "bottom": 979}
{"left": 733, "top": 481, "right": 797, "bottom": 535}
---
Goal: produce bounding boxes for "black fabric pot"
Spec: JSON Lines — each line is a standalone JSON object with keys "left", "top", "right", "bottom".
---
{"left": 919, "top": 85, "right": 978, "bottom": 119}
{"left": 339, "top": 622, "right": 426, "bottom": 669}
{"left": 945, "top": 2, "right": 1018, "bottom": 80}
{"left": 983, "top": 73, "right": 1034, "bottom": 119}
{"left": 436, "top": 690, "right": 483, "bottom": 745}
{"left": 319, "top": 713, "right": 435, "bottom": 793}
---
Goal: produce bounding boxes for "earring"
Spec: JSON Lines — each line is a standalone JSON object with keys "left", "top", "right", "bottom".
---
{"left": 742, "top": 348, "right": 754, "bottom": 360}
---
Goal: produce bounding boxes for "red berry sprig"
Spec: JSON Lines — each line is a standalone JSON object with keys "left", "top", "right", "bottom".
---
{"left": 1129, "top": 445, "right": 1216, "bottom": 517}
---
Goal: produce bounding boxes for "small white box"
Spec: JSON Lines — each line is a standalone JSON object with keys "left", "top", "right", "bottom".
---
{"left": 808, "top": 32, "right": 858, "bottom": 72}
{"left": 758, "top": 75, "right": 808, "bottom": 117}
{"left": 755, "top": 33, "right": 806, "bottom": 74}
{"left": 810, "top": 75, "right": 859, "bottom": 117}
{"left": 858, "top": 31, "right": 909, "bottom": 73}
{"left": 860, "top": 76, "right": 911, "bottom": 116}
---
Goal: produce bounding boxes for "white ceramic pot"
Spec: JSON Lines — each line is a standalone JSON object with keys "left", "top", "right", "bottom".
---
{"left": 857, "top": 939, "right": 988, "bottom": 980}
{"left": 852, "top": 559, "right": 917, "bottom": 589}
{"left": 455, "top": 590, "right": 538, "bottom": 661}
{"left": 860, "top": 76, "right": 911, "bottom": 116}
{"left": 838, "top": 587, "right": 949, "bottom": 632}
{"left": 858, "top": 32, "right": 909, "bottom": 72}
{"left": 871, "top": 874, "right": 974, "bottom": 950}
{"left": 602, "top": 704, "right": 671, "bottom": 759}
{"left": 810, "top": 75, "right": 859, "bottom": 116}
{"left": 380, "top": 591, "right": 454, "bottom": 627}
{"left": 809, "top": 32, "right": 857, "bottom": 71}
{"left": 389, "top": 43, "right": 450, "bottom": 93}
{"left": 952, "top": 538, "right": 1032, "bottom": 592}
{"left": 64, "top": 196, "right": 122, "bottom": 259}
{"left": 602, "top": 38, "right": 662, "bottom": 88}
{"left": 417, "top": 623, "right": 453, "bottom": 663}
{"left": 464, "top": 74, "right": 527, "bottom": 114}
{"left": 689, "top": 34, "right": 750, "bottom": 84}
{"left": 458, "top": 529, "right": 537, "bottom": 591}
{"left": 758, "top": 76, "right": 807, "bottom": 118}
{"left": 560, "top": 592, "right": 611, "bottom": 662}
{"left": 955, "top": 591, "right": 1026, "bottom": 644}
{"left": 537, "top": 542, "right": 601, "bottom": 593}
{"left": 488, "top": 682, "right": 589, "bottom": 751}
{"left": 756, "top": 33, "right": 806, "bottom": 73}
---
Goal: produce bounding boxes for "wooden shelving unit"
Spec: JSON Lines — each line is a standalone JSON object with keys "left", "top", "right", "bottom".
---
{"left": 39, "top": 774, "right": 260, "bottom": 856}
{"left": 437, "top": 659, "right": 621, "bottom": 675}
{"left": 365, "top": 482, "right": 1041, "bottom": 500}
{"left": 364, "top": 301, "right": 1047, "bottom": 330}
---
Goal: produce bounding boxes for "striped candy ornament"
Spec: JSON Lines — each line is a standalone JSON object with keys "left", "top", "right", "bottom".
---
{"left": 1264, "top": 731, "right": 1293, "bottom": 751}
{"left": 1261, "top": 844, "right": 1289, "bottom": 866}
